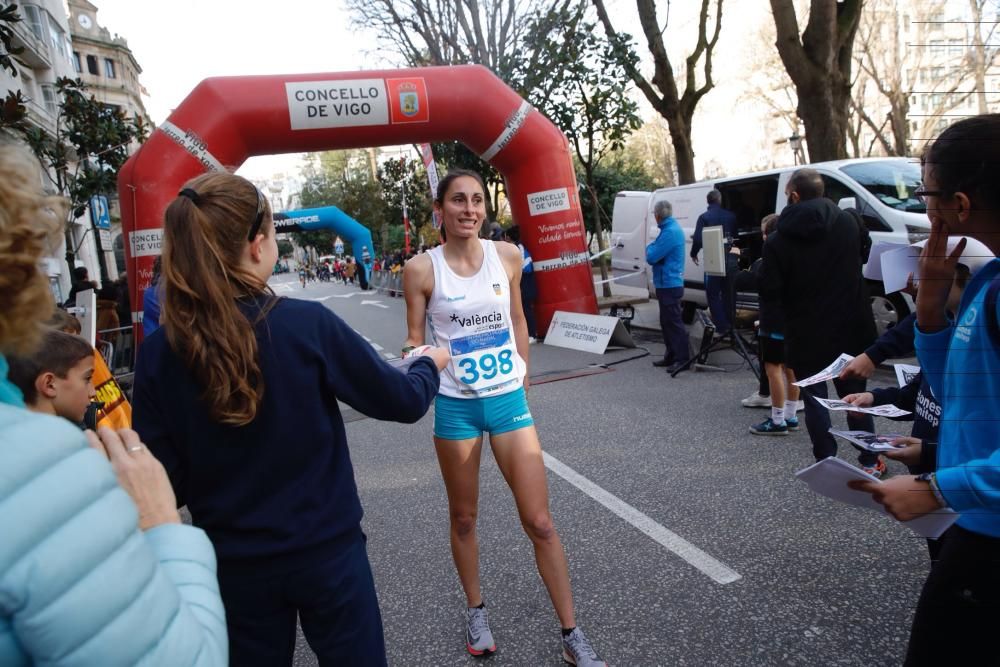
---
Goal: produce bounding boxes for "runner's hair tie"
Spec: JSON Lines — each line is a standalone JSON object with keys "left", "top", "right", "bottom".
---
{"left": 178, "top": 188, "right": 201, "bottom": 205}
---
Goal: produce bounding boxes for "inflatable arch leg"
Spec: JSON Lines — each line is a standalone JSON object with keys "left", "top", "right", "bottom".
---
{"left": 273, "top": 206, "right": 376, "bottom": 283}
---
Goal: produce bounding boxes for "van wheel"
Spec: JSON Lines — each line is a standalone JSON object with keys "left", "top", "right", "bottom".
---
{"left": 682, "top": 301, "right": 696, "bottom": 324}
{"left": 870, "top": 292, "right": 909, "bottom": 337}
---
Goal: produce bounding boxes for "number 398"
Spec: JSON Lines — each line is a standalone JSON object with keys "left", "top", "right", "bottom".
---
{"left": 457, "top": 349, "right": 514, "bottom": 383}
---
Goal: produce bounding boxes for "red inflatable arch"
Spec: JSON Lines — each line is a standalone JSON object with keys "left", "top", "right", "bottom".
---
{"left": 118, "top": 65, "right": 598, "bottom": 343}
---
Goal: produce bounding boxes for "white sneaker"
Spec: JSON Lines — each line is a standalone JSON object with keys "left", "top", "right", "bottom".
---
{"left": 466, "top": 606, "right": 496, "bottom": 656}
{"left": 562, "top": 627, "right": 606, "bottom": 666}
{"left": 741, "top": 390, "right": 771, "bottom": 408}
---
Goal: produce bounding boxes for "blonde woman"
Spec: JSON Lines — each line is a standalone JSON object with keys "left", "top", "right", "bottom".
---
{"left": 0, "top": 141, "right": 227, "bottom": 665}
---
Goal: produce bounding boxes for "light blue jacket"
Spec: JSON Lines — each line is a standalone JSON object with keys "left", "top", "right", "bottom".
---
{"left": 915, "top": 258, "right": 1000, "bottom": 537}
{"left": 645, "top": 216, "right": 685, "bottom": 289}
{"left": 0, "top": 399, "right": 228, "bottom": 665}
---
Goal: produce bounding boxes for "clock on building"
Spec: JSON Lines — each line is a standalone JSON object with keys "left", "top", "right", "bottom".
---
{"left": 77, "top": 14, "right": 92, "bottom": 29}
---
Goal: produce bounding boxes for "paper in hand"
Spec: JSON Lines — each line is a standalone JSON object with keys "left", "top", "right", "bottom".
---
{"left": 795, "top": 457, "right": 958, "bottom": 539}
{"left": 793, "top": 353, "right": 855, "bottom": 387}
{"left": 814, "top": 396, "right": 911, "bottom": 417}
{"left": 863, "top": 243, "right": 906, "bottom": 281}
{"left": 829, "top": 429, "right": 907, "bottom": 452}
{"left": 894, "top": 363, "right": 921, "bottom": 388}
{"left": 880, "top": 245, "right": 920, "bottom": 294}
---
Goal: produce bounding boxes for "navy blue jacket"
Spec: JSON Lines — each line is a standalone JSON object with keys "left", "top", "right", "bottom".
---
{"left": 690, "top": 203, "right": 737, "bottom": 260}
{"left": 133, "top": 296, "right": 440, "bottom": 565}
{"left": 864, "top": 313, "right": 916, "bottom": 365}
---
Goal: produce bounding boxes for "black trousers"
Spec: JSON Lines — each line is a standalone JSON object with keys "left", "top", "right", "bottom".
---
{"left": 218, "top": 537, "right": 387, "bottom": 667}
{"left": 802, "top": 378, "right": 878, "bottom": 466}
{"left": 905, "top": 524, "right": 1000, "bottom": 665}
{"left": 656, "top": 287, "right": 690, "bottom": 364}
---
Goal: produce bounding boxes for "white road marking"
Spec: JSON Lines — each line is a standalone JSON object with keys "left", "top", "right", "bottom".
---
{"left": 542, "top": 452, "right": 742, "bottom": 585}
{"left": 361, "top": 299, "right": 389, "bottom": 309}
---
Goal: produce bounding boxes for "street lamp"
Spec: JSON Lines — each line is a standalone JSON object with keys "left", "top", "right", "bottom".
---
{"left": 789, "top": 132, "right": 804, "bottom": 165}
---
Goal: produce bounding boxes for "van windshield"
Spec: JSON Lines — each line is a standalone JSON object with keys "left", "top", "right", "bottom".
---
{"left": 839, "top": 161, "right": 925, "bottom": 213}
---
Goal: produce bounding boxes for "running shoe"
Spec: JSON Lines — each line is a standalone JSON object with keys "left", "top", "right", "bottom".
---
{"left": 741, "top": 390, "right": 771, "bottom": 408}
{"left": 749, "top": 418, "right": 788, "bottom": 435}
{"left": 861, "top": 458, "right": 888, "bottom": 479}
{"left": 785, "top": 416, "right": 800, "bottom": 431}
{"left": 562, "top": 628, "right": 606, "bottom": 667}
{"left": 466, "top": 606, "right": 496, "bottom": 656}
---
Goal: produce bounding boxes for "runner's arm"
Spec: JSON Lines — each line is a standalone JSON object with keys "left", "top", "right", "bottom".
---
{"left": 402, "top": 254, "right": 433, "bottom": 350}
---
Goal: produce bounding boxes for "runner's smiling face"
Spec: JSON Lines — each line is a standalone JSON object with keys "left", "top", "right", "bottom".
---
{"left": 436, "top": 176, "right": 486, "bottom": 240}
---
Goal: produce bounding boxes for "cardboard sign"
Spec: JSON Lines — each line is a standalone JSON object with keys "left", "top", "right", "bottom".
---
{"left": 544, "top": 311, "right": 635, "bottom": 354}
{"left": 93, "top": 352, "right": 132, "bottom": 429}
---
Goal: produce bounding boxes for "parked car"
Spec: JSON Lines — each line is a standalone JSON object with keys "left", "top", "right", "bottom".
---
{"left": 610, "top": 158, "right": 928, "bottom": 334}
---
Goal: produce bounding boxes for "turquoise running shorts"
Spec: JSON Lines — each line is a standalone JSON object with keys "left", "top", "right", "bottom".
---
{"left": 433, "top": 387, "right": 534, "bottom": 440}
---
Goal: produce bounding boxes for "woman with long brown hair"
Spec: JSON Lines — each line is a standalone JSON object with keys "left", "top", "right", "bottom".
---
{"left": 132, "top": 171, "right": 448, "bottom": 666}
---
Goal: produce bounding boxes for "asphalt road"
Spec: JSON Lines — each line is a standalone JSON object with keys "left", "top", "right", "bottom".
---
{"left": 269, "top": 273, "right": 927, "bottom": 667}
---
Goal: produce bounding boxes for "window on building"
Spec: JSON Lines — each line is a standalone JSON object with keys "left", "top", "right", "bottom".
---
{"left": 72, "top": 51, "right": 81, "bottom": 73}
{"left": 22, "top": 4, "right": 46, "bottom": 43}
{"left": 46, "top": 13, "right": 67, "bottom": 58}
{"left": 40, "top": 84, "right": 57, "bottom": 116}
{"left": 929, "top": 40, "right": 945, "bottom": 56}
{"left": 86, "top": 54, "right": 98, "bottom": 76}
{"left": 104, "top": 58, "right": 116, "bottom": 79}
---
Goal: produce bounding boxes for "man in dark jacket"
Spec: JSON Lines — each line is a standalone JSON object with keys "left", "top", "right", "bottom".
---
{"left": 691, "top": 189, "right": 737, "bottom": 335}
{"left": 758, "top": 169, "right": 882, "bottom": 474}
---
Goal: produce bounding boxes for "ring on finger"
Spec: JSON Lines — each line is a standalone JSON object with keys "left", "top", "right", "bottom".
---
{"left": 127, "top": 445, "right": 144, "bottom": 453}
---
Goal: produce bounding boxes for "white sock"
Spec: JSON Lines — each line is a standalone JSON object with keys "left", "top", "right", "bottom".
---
{"left": 784, "top": 401, "right": 797, "bottom": 420}
{"left": 771, "top": 407, "right": 786, "bottom": 425}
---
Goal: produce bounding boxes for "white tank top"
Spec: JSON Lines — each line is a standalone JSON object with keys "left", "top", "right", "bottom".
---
{"left": 426, "top": 240, "right": 526, "bottom": 399}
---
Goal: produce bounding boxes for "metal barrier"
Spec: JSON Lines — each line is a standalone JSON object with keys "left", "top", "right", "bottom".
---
{"left": 97, "top": 325, "right": 136, "bottom": 393}
{"left": 372, "top": 270, "right": 404, "bottom": 297}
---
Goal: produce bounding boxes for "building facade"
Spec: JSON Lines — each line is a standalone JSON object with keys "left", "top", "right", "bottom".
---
{"left": 68, "top": 0, "right": 151, "bottom": 294}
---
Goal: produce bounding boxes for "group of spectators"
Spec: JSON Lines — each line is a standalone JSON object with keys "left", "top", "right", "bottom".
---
{"left": 645, "top": 114, "right": 1000, "bottom": 663}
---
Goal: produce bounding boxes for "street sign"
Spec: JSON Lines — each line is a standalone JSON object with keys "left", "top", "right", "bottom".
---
{"left": 544, "top": 311, "right": 635, "bottom": 354}
{"left": 99, "top": 229, "right": 112, "bottom": 249}
{"left": 90, "top": 195, "right": 111, "bottom": 230}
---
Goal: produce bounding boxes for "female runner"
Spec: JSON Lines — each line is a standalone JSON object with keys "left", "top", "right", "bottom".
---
{"left": 402, "top": 170, "right": 606, "bottom": 666}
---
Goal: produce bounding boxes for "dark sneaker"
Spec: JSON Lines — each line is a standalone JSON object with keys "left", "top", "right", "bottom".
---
{"left": 861, "top": 458, "right": 888, "bottom": 479}
{"left": 562, "top": 628, "right": 606, "bottom": 666}
{"left": 466, "top": 606, "right": 496, "bottom": 656}
{"left": 749, "top": 418, "right": 789, "bottom": 436}
{"left": 786, "top": 416, "right": 800, "bottom": 431}
{"left": 652, "top": 358, "right": 672, "bottom": 367}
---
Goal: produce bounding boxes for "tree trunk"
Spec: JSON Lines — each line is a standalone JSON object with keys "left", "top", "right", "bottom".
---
{"left": 587, "top": 174, "right": 611, "bottom": 298}
{"left": 770, "top": 0, "right": 862, "bottom": 162}
{"left": 668, "top": 117, "right": 697, "bottom": 185}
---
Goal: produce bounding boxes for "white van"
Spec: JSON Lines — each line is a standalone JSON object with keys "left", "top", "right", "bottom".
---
{"left": 610, "top": 158, "right": 929, "bottom": 332}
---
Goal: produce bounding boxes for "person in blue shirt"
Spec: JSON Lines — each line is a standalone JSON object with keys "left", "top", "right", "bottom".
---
{"left": 142, "top": 256, "right": 162, "bottom": 338}
{"left": 849, "top": 114, "right": 1000, "bottom": 665}
{"left": 646, "top": 199, "right": 689, "bottom": 372}
{"left": 690, "top": 189, "right": 737, "bottom": 334}
{"left": 132, "top": 172, "right": 449, "bottom": 666}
